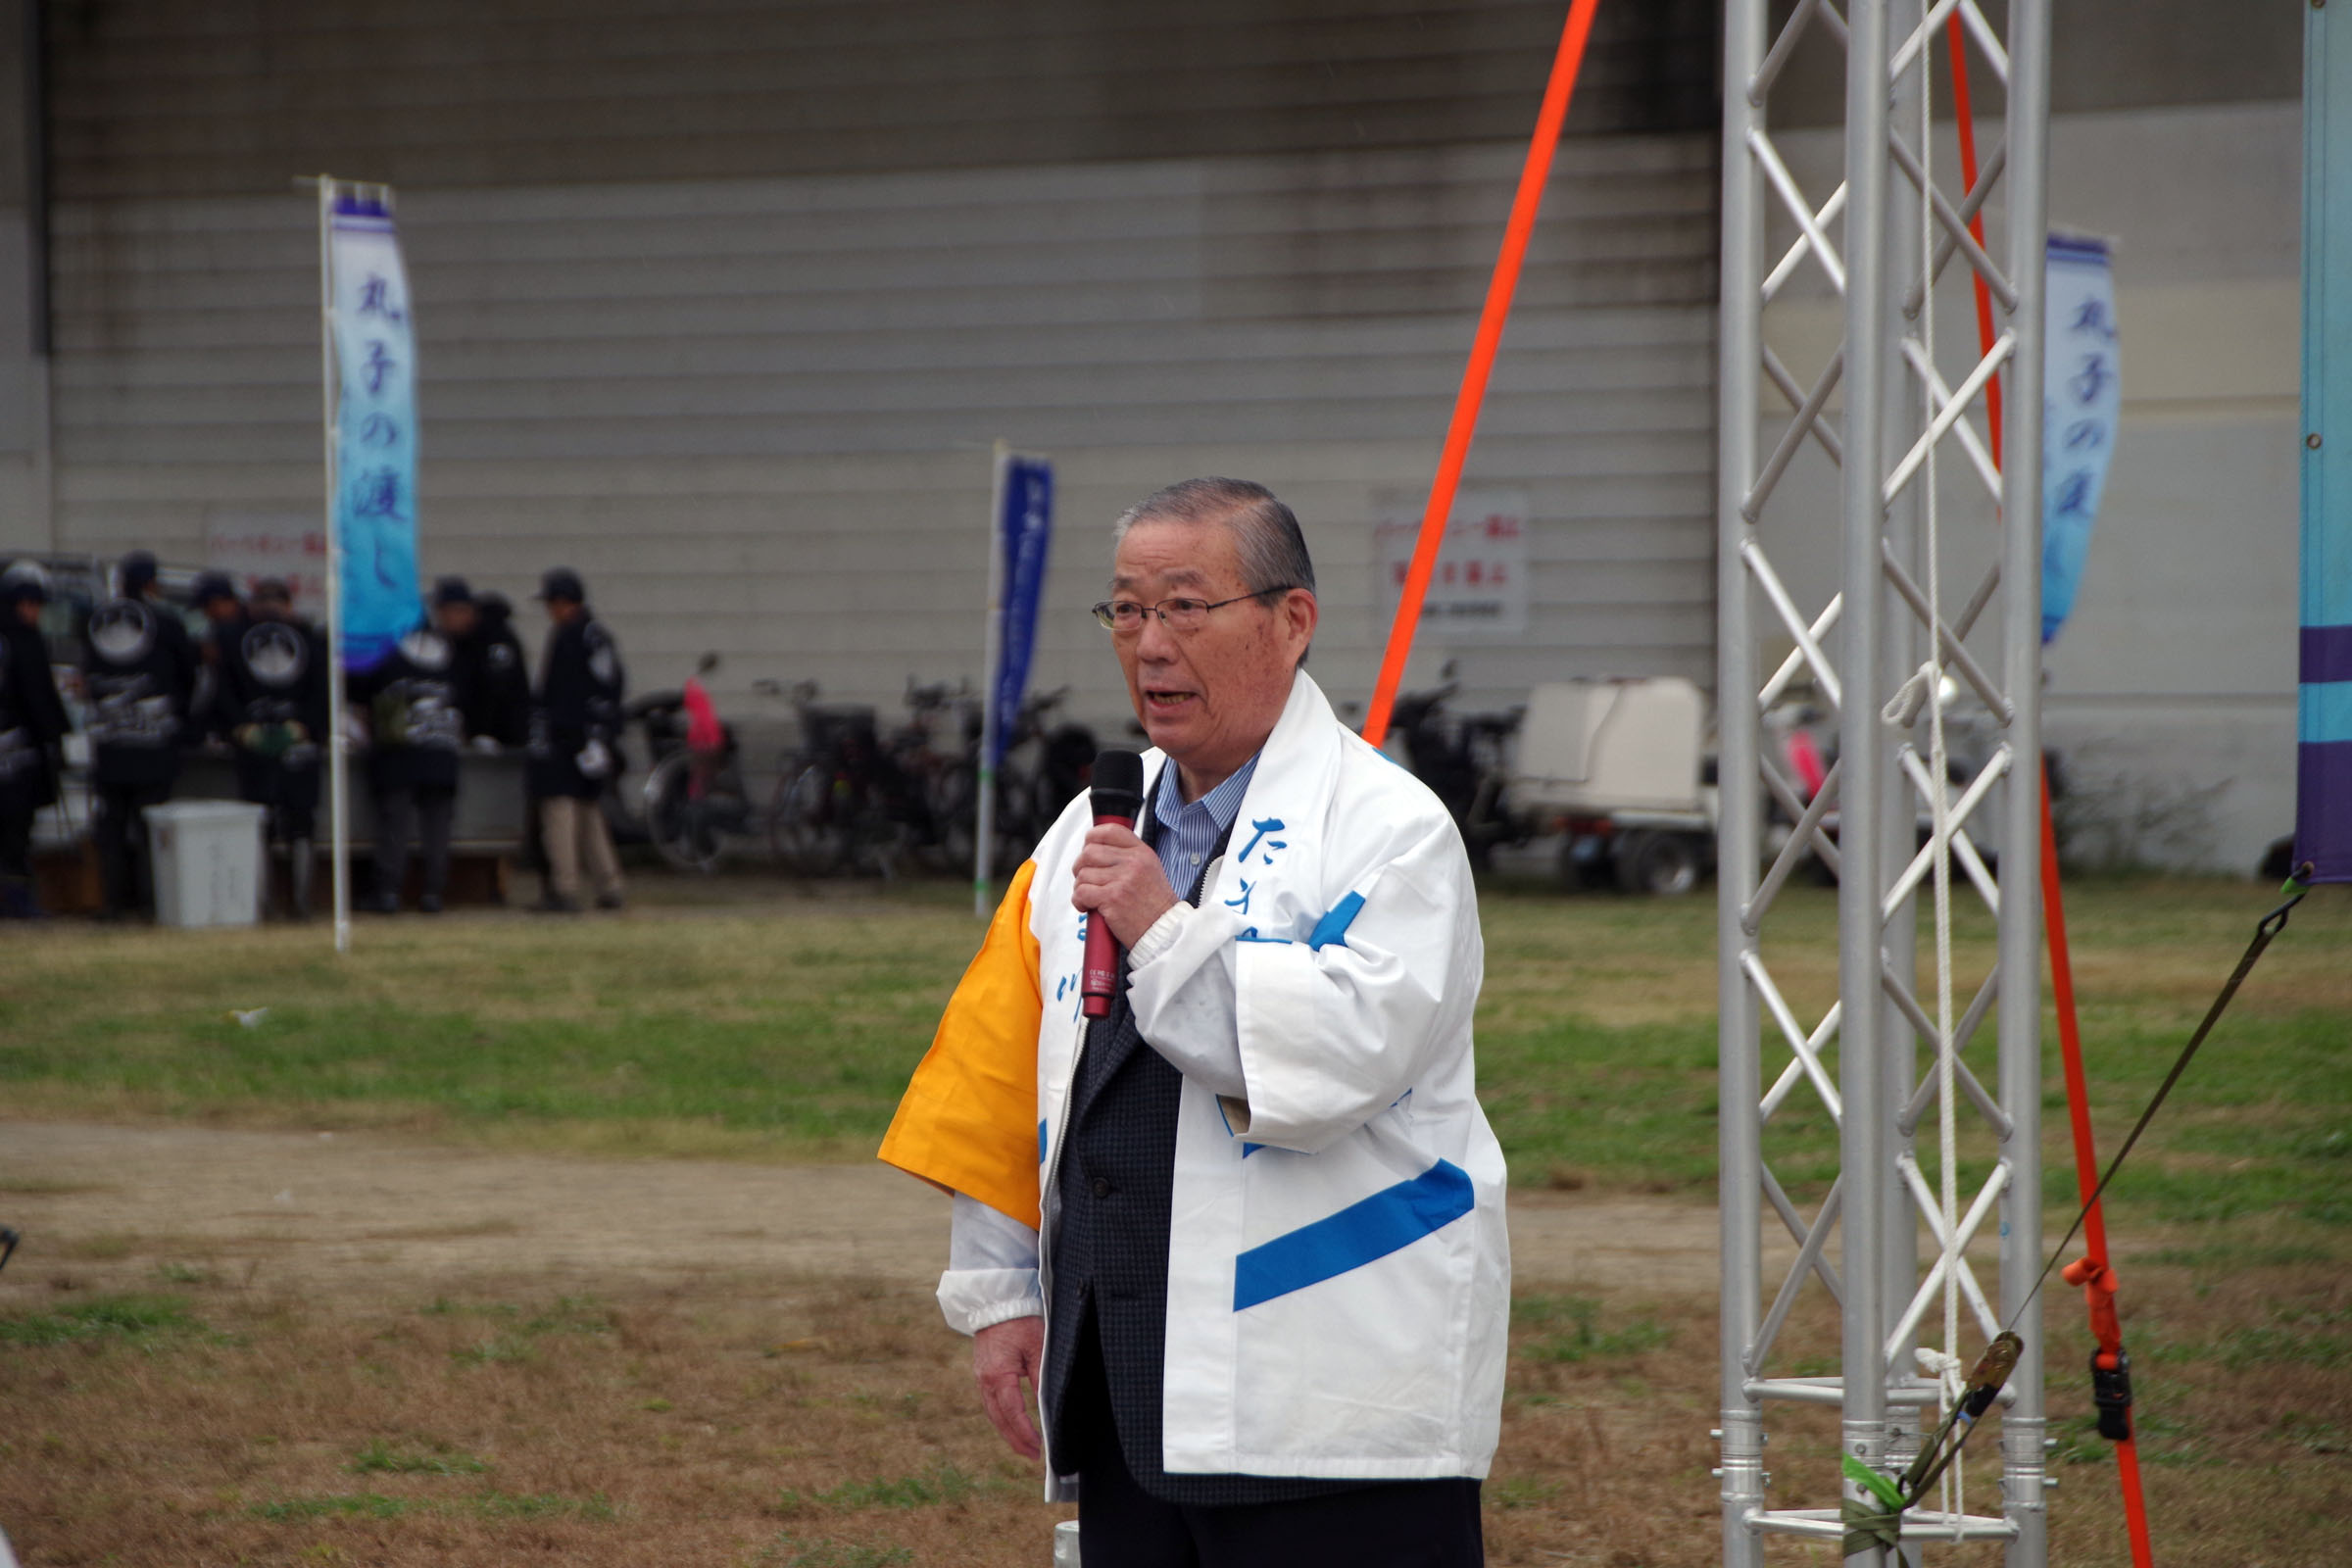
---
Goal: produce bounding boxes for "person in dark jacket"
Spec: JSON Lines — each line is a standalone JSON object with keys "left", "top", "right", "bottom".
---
{"left": 217, "top": 577, "right": 331, "bottom": 919}
{"left": 434, "top": 578, "right": 530, "bottom": 749}
{"left": 355, "top": 615, "right": 466, "bottom": 914}
{"left": 191, "top": 570, "right": 249, "bottom": 744}
{"left": 0, "top": 563, "right": 71, "bottom": 918}
{"left": 526, "top": 567, "right": 625, "bottom": 912}
{"left": 80, "top": 554, "right": 202, "bottom": 918}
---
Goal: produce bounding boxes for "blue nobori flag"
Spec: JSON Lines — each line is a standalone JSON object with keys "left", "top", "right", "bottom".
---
{"left": 2301, "top": 10, "right": 2352, "bottom": 884}
{"left": 328, "top": 191, "right": 420, "bottom": 673}
{"left": 2040, "top": 233, "right": 2121, "bottom": 647}
{"left": 991, "top": 456, "right": 1054, "bottom": 769}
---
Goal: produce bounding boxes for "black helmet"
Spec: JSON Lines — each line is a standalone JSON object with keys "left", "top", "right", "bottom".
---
{"left": 535, "top": 566, "right": 586, "bottom": 605}
{"left": 119, "top": 550, "right": 160, "bottom": 599}
{"left": 2, "top": 560, "right": 51, "bottom": 606}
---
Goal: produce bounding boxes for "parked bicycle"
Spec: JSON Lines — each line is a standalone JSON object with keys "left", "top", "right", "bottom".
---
{"left": 636, "top": 655, "right": 766, "bottom": 873}
{"left": 641, "top": 666, "right": 1102, "bottom": 880}
{"left": 767, "top": 683, "right": 913, "bottom": 878}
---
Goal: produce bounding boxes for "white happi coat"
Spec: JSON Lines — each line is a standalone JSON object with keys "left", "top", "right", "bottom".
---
{"left": 1028, "top": 669, "right": 1508, "bottom": 1489}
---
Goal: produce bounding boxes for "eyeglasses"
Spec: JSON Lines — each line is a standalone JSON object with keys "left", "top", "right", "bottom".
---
{"left": 1090, "top": 589, "right": 1294, "bottom": 635}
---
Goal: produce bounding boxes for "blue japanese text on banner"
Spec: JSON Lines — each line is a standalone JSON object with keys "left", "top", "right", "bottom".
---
{"left": 329, "top": 192, "right": 420, "bottom": 673}
{"left": 2300, "top": 5, "right": 2352, "bottom": 884}
{"left": 990, "top": 457, "right": 1054, "bottom": 769}
{"left": 2041, "top": 233, "right": 2121, "bottom": 647}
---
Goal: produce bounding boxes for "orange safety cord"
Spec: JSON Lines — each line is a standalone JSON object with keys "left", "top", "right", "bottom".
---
{"left": 1359, "top": 0, "right": 1602, "bottom": 750}
{"left": 1948, "top": 18, "right": 2156, "bottom": 1562}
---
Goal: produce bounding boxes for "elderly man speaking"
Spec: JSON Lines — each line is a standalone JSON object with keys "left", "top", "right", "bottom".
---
{"left": 881, "top": 478, "right": 1506, "bottom": 1565}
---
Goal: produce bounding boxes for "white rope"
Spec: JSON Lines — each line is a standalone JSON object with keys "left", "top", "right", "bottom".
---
{"left": 1918, "top": 28, "right": 1967, "bottom": 1540}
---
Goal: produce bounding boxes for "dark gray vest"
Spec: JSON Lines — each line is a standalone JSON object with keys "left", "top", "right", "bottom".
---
{"left": 1039, "top": 783, "right": 1356, "bottom": 1506}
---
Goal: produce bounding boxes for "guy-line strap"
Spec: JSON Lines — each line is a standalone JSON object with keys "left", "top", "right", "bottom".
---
{"left": 2004, "top": 869, "right": 2312, "bottom": 1335}
{"left": 1858, "top": 870, "right": 2313, "bottom": 1526}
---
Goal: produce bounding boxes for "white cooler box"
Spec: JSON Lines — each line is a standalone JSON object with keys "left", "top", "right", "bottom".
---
{"left": 1512, "top": 677, "right": 1707, "bottom": 816}
{"left": 142, "top": 801, "right": 268, "bottom": 929}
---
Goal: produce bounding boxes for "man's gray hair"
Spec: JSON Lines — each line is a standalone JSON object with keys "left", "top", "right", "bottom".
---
{"left": 1112, "top": 477, "right": 1317, "bottom": 599}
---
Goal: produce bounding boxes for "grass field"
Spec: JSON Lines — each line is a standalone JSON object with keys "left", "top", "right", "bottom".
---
{"left": 1, "top": 875, "right": 2344, "bottom": 1221}
{"left": 0, "top": 874, "right": 2346, "bottom": 1564}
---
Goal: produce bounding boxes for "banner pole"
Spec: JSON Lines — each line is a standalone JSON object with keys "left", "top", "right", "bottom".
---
{"left": 314, "top": 174, "right": 352, "bottom": 955}
{"left": 973, "top": 440, "right": 1009, "bottom": 917}
{"left": 1358, "top": 0, "right": 1601, "bottom": 749}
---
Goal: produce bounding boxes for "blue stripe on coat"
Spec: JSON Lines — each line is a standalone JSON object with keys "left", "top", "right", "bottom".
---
{"left": 1038, "top": 1119, "right": 1048, "bottom": 1164}
{"left": 1232, "top": 1159, "right": 1475, "bottom": 1311}
{"left": 1306, "top": 892, "right": 1366, "bottom": 951}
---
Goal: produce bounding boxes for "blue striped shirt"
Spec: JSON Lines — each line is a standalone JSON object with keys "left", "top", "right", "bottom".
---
{"left": 1152, "top": 754, "right": 1259, "bottom": 898}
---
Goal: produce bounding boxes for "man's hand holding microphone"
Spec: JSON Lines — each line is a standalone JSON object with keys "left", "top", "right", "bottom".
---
{"left": 1069, "top": 750, "right": 1169, "bottom": 1007}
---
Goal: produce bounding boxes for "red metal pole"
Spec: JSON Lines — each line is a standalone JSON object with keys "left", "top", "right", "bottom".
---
{"left": 1950, "top": 19, "right": 2155, "bottom": 1561}
{"left": 1359, "top": 0, "right": 1603, "bottom": 750}
{"left": 2044, "top": 763, "right": 2157, "bottom": 1568}
{"left": 1944, "top": 22, "right": 2003, "bottom": 470}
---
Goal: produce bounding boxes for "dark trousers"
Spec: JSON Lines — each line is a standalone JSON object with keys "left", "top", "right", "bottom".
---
{"left": 236, "top": 755, "right": 319, "bottom": 843}
{"left": 373, "top": 782, "right": 456, "bottom": 904}
{"left": 0, "top": 802, "right": 35, "bottom": 916}
{"left": 94, "top": 780, "right": 172, "bottom": 916}
{"left": 1064, "top": 1316, "right": 1485, "bottom": 1568}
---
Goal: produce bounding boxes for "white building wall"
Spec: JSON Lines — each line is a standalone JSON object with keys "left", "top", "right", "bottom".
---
{"left": 47, "top": 135, "right": 1720, "bottom": 743}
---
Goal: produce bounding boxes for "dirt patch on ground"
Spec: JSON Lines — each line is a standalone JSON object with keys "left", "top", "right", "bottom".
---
{"left": 0, "top": 1120, "right": 1772, "bottom": 1301}
{"left": 0, "top": 1120, "right": 1768, "bottom": 1568}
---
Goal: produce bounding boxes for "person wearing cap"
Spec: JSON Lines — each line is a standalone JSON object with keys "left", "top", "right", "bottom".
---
{"left": 0, "top": 563, "right": 71, "bottom": 918}
{"left": 527, "top": 567, "right": 626, "bottom": 911}
{"left": 434, "top": 577, "right": 529, "bottom": 749}
{"left": 79, "top": 553, "right": 202, "bottom": 917}
{"left": 354, "top": 605, "right": 466, "bottom": 914}
{"left": 189, "top": 571, "right": 249, "bottom": 743}
{"left": 214, "top": 577, "right": 331, "bottom": 919}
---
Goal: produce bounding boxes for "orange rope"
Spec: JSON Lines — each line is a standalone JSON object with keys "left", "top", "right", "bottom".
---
{"left": 1948, "top": 19, "right": 2155, "bottom": 1562}
{"left": 1359, "top": 0, "right": 1602, "bottom": 749}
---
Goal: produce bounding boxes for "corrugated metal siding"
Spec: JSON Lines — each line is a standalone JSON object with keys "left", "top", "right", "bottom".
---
{"left": 46, "top": 0, "right": 1716, "bottom": 197}
{"left": 43, "top": 2, "right": 1718, "bottom": 730}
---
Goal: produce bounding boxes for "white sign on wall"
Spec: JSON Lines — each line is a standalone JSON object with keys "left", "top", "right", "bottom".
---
{"left": 1373, "top": 487, "right": 1530, "bottom": 639}
{"left": 206, "top": 517, "right": 329, "bottom": 615}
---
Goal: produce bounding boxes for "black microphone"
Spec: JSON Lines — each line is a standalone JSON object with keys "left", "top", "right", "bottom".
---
{"left": 1081, "top": 749, "right": 1147, "bottom": 1019}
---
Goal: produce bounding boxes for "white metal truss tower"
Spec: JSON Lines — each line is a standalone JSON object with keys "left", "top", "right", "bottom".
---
{"left": 1715, "top": 1, "right": 2050, "bottom": 1563}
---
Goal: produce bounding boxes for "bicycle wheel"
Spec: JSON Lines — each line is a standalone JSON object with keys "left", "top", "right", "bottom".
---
{"left": 928, "top": 760, "right": 978, "bottom": 868}
{"left": 768, "top": 761, "right": 849, "bottom": 876}
{"left": 645, "top": 752, "right": 730, "bottom": 874}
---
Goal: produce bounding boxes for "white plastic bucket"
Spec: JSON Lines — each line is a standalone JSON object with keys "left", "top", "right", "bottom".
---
{"left": 142, "top": 801, "right": 267, "bottom": 928}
